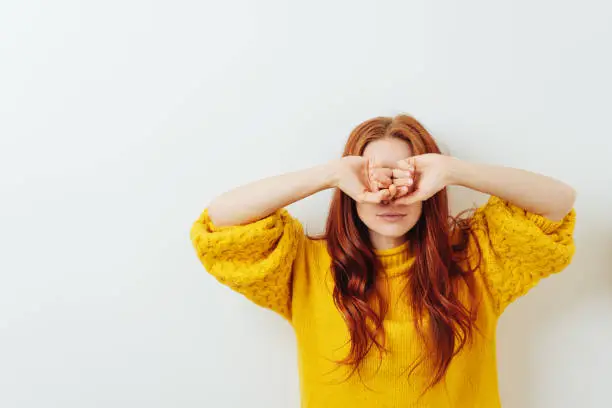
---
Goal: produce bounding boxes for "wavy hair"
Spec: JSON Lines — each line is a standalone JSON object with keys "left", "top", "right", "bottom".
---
{"left": 313, "top": 114, "right": 483, "bottom": 393}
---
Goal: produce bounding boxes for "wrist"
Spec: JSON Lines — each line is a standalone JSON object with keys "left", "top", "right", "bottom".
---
{"left": 444, "top": 156, "right": 471, "bottom": 187}
{"left": 320, "top": 159, "right": 342, "bottom": 190}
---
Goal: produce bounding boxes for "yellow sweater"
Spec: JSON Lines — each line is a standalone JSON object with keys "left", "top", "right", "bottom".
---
{"left": 190, "top": 196, "right": 576, "bottom": 407}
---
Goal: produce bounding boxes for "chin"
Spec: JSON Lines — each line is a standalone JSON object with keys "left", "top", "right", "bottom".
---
{"left": 370, "top": 223, "right": 414, "bottom": 238}
{"left": 356, "top": 202, "right": 423, "bottom": 242}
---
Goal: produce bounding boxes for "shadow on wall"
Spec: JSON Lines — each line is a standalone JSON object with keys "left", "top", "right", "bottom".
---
{"left": 451, "top": 187, "right": 611, "bottom": 408}
{"left": 497, "top": 220, "right": 611, "bottom": 408}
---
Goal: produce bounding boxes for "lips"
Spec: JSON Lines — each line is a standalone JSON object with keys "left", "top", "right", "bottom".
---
{"left": 377, "top": 213, "right": 407, "bottom": 221}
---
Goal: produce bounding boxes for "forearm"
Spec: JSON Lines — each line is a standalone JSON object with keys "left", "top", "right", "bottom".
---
{"left": 207, "top": 160, "right": 339, "bottom": 227}
{"left": 446, "top": 157, "right": 576, "bottom": 221}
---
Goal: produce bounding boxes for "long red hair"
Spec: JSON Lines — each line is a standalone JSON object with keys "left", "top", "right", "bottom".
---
{"left": 314, "top": 114, "right": 483, "bottom": 392}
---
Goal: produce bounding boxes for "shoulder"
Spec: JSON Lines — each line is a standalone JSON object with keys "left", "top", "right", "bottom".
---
{"left": 297, "top": 235, "right": 331, "bottom": 268}
{"left": 290, "top": 236, "right": 333, "bottom": 303}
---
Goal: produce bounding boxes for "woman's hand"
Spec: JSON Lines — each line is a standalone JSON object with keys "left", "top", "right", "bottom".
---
{"left": 332, "top": 156, "right": 395, "bottom": 203}
{"left": 391, "top": 153, "right": 453, "bottom": 205}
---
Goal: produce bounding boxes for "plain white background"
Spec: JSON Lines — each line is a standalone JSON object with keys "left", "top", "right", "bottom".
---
{"left": 1, "top": 1, "right": 611, "bottom": 407}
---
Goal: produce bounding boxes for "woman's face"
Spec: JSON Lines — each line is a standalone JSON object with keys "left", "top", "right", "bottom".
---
{"left": 356, "top": 138, "right": 423, "bottom": 249}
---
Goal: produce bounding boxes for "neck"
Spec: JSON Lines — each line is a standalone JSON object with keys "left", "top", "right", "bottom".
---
{"left": 370, "top": 231, "right": 408, "bottom": 251}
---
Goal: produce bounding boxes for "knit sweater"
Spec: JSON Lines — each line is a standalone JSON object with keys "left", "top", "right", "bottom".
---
{"left": 190, "top": 196, "right": 576, "bottom": 407}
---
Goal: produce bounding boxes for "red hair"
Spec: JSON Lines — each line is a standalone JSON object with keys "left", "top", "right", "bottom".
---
{"left": 312, "top": 114, "right": 483, "bottom": 392}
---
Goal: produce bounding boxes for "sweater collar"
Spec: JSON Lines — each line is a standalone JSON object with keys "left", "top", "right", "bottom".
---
{"left": 373, "top": 240, "right": 414, "bottom": 276}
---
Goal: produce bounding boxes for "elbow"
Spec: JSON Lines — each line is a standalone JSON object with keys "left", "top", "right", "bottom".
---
{"left": 206, "top": 197, "right": 236, "bottom": 228}
{"left": 561, "top": 184, "right": 577, "bottom": 216}
{"left": 545, "top": 184, "right": 577, "bottom": 222}
{"left": 206, "top": 202, "right": 223, "bottom": 227}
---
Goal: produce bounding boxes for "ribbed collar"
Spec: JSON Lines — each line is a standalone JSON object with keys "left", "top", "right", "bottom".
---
{"left": 373, "top": 240, "right": 414, "bottom": 276}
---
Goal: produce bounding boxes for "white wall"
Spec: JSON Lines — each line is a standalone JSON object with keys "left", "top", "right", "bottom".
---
{"left": 1, "top": 1, "right": 611, "bottom": 407}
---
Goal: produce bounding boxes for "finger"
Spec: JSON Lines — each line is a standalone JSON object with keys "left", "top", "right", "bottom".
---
{"left": 360, "top": 188, "right": 391, "bottom": 203}
{"left": 371, "top": 169, "right": 393, "bottom": 186}
{"left": 392, "top": 168, "right": 413, "bottom": 179}
{"left": 370, "top": 156, "right": 380, "bottom": 169}
{"left": 388, "top": 183, "right": 397, "bottom": 198}
{"left": 396, "top": 157, "right": 416, "bottom": 171}
{"left": 360, "top": 189, "right": 389, "bottom": 203}
{"left": 370, "top": 160, "right": 391, "bottom": 175}
{"left": 366, "top": 158, "right": 378, "bottom": 192}
{"left": 376, "top": 180, "right": 392, "bottom": 191}
{"left": 394, "top": 185, "right": 410, "bottom": 197}
{"left": 394, "top": 189, "right": 427, "bottom": 205}
{"left": 373, "top": 166, "right": 393, "bottom": 177}
{"left": 396, "top": 161, "right": 415, "bottom": 171}
{"left": 392, "top": 177, "right": 414, "bottom": 187}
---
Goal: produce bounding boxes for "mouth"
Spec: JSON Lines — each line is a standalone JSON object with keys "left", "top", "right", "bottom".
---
{"left": 377, "top": 212, "right": 407, "bottom": 221}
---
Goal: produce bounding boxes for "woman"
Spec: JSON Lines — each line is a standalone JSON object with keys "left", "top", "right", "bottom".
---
{"left": 190, "top": 114, "right": 576, "bottom": 407}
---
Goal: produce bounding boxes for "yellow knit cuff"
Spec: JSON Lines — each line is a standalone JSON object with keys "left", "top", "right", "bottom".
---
{"left": 200, "top": 208, "right": 283, "bottom": 232}
{"left": 488, "top": 195, "right": 574, "bottom": 234}
{"left": 525, "top": 210, "right": 574, "bottom": 234}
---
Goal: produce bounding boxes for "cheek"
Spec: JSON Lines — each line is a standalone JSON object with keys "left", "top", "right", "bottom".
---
{"left": 402, "top": 203, "right": 423, "bottom": 229}
{"left": 356, "top": 202, "right": 378, "bottom": 223}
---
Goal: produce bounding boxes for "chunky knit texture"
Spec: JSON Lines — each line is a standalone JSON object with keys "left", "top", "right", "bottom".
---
{"left": 190, "top": 196, "right": 576, "bottom": 407}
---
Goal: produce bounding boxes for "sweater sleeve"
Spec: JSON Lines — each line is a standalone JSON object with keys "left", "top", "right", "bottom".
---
{"left": 468, "top": 195, "right": 577, "bottom": 314}
{"left": 189, "top": 207, "right": 306, "bottom": 322}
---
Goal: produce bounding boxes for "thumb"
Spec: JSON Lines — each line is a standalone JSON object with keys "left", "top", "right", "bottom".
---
{"left": 397, "top": 189, "right": 428, "bottom": 205}
{"left": 360, "top": 188, "right": 391, "bottom": 204}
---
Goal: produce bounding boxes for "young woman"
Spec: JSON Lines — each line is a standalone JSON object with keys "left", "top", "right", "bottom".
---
{"left": 190, "top": 114, "right": 576, "bottom": 407}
